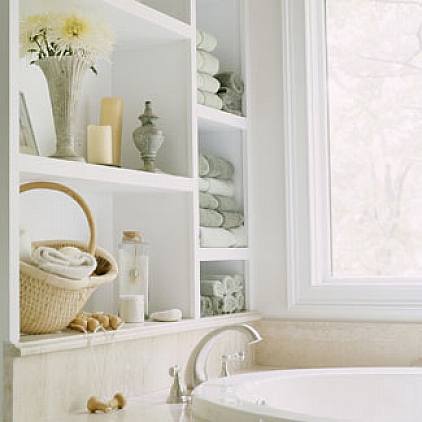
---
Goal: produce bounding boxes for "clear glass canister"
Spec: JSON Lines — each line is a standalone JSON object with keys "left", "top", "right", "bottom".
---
{"left": 118, "top": 231, "right": 149, "bottom": 319}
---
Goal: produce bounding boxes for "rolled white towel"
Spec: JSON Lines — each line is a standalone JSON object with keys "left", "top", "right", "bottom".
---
{"left": 203, "top": 178, "right": 235, "bottom": 197}
{"left": 205, "top": 156, "right": 235, "bottom": 179}
{"left": 32, "top": 246, "right": 97, "bottom": 279}
{"left": 233, "top": 274, "right": 245, "bottom": 292}
{"left": 197, "top": 90, "right": 223, "bottom": 110}
{"left": 215, "top": 195, "right": 240, "bottom": 212}
{"left": 229, "top": 225, "right": 248, "bottom": 247}
{"left": 202, "top": 274, "right": 235, "bottom": 295}
{"left": 196, "top": 51, "right": 219, "bottom": 75}
{"left": 196, "top": 29, "right": 218, "bottom": 52}
{"left": 198, "top": 177, "right": 210, "bottom": 192}
{"left": 200, "top": 296, "right": 214, "bottom": 317}
{"left": 199, "top": 192, "right": 219, "bottom": 210}
{"left": 234, "top": 292, "right": 245, "bottom": 311}
{"left": 221, "top": 211, "right": 244, "bottom": 229}
{"left": 199, "top": 154, "right": 210, "bottom": 177}
{"left": 200, "top": 279, "right": 224, "bottom": 298}
{"left": 211, "top": 296, "right": 223, "bottom": 315}
{"left": 199, "top": 227, "right": 236, "bottom": 248}
{"left": 222, "top": 295, "right": 237, "bottom": 313}
{"left": 197, "top": 72, "right": 221, "bottom": 94}
{"left": 200, "top": 208, "right": 224, "bottom": 227}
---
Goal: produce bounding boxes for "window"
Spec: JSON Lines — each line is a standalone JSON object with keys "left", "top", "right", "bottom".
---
{"left": 282, "top": 0, "right": 422, "bottom": 320}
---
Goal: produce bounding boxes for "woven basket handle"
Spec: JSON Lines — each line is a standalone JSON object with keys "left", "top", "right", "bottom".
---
{"left": 20, "top": 181, "right": 96, "bottom": 255}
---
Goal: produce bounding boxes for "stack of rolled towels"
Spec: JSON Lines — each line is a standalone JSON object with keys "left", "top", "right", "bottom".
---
{"left": 200, "top": 274, "right": 245, "bottom": 317}
{"left": 199, "top": 154, "right": 247, "bottom": 248}
{"left": 196, "top": 29, "right": 223, "bottom": 110}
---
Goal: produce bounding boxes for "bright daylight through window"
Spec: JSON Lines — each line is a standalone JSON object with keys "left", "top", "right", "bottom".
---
{"left": 326, "top": 0, "right": 422, "bottom": 277}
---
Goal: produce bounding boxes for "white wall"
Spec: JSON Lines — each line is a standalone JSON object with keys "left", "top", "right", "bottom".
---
{"left": 248, "top": 0, "right": 286, "bottom": 316}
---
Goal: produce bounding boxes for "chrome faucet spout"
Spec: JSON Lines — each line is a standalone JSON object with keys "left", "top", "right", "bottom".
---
{"left": 190, "top": 323, "right": 262, "bottom": 389}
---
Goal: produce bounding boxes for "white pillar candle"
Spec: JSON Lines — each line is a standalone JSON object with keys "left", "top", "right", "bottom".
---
{"left": 100, "top": 97, "right": 123, "bottom": 167}
{"left": 87, "top": 125, "right": 113, "bottom": 165}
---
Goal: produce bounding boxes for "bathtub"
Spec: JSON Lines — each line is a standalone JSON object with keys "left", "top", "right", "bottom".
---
{"left": 191, "top": 367, "right": 422, "bottom": 421}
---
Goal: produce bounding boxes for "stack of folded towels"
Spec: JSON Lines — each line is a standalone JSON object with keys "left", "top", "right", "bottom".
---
{"left": 199, "top": 154, "right": 247, "bottom": 248}
{"left": 196, "top": 29, "right": 222, "bottom": 110}
{"left": 200, "top": 273, "right": 245, "bottom": 317}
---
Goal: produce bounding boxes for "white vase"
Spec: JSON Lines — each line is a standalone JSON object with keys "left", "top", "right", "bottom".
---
{"left": 37, "top": 56, "right": 92, "bottom": 161}
{"left": 132, "top": 101, "right": 165, "bottom": 172}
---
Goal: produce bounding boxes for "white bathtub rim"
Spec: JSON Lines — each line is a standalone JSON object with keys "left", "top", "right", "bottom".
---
{"left": 191, "top": 367, "right": 422, "bottom": 422}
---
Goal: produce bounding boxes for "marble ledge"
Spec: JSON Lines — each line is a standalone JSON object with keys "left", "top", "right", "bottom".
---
{"left": 13, "top": 311, "right": 262, "bottom": 357}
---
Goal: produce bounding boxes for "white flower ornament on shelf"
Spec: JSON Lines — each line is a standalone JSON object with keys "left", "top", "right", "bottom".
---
{"left": 20, "top": 12, "right": 115, "bottom": 73}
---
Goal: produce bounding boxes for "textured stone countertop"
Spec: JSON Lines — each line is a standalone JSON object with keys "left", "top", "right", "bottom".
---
{"left": 54, "top": 390, "right": 193, "bottom": 422}
{"left": 52, "top": 366, "right": 280, "bottom": 422}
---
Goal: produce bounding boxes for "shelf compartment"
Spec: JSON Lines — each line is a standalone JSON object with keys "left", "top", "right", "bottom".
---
{"left": 198, "top": 247, "right": 249, "bottom": 261}
{"left": 19, "top": 154, "right": 195, "bottom": 194}
{"left": 20, "top": 0, "right": 192, "bottom": 51}
{"left": 197, "top": 105, "right": 247, "bottom": 132}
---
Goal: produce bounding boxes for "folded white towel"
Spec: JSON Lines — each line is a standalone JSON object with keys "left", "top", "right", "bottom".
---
{"left": 197, "top": 72, "right": 221, "bottom": 94}
{"left": 205, "top": 156, "right": 235, "bottom": 179}
{"left": 215, "top": 195, "right": 240, "bottom": 212}
{"left": 197, "top": 89, "right": 223, "bottom": 110}
{"left": 196, "top": 29, "right": 218, "bottom": 52}
{"left": 203, "top": 178, "right": 235, "bottom": 197}
{"left": 199, "top": 227, "right": 236, "bottom": 248}
{"left": 200, "top": 208, "right": 224, "bottom": 227}
{"left": 200, "top": 279, "right": 224, "bottom": 298}
{"left": 196, "top": 51, "right": 219, "bottom": 75}
{"left": 229, "top": 225, "right": 248, "bottom": 247}
{"left": 199, "top": 192, "right": 219, "bottom": 210}
{"left": 32, "top": 246, "right": 97, "bottom": 279}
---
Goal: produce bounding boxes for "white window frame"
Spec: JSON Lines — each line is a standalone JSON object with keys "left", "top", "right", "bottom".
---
{"left": 282, "top": 0, "right": 422, "bottom": 321}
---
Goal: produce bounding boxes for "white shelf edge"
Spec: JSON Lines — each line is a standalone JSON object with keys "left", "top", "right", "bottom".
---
{"left": 14, "top": 311, "right": 261, "bottom": 357}
{"left": 198, "top": 247, "right": 250, "bottom": 262}
{"left": 19, "top": 154, "right": 194, "bottom": 193}
{"left": 103, "top": 0, "right": 192, "bottom": 44}
{"left": 197, "top": 105, "right": 248, "bottom": 132}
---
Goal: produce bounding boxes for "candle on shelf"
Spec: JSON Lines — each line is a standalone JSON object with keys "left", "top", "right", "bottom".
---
{"left": 100, "top": 97, "right": 123, "bottom": 167}
{"left": 87, "top": 125, "right": 113, "bottom": 165}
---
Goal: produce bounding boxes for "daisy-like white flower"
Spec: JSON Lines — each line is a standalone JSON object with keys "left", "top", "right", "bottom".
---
{"left": 20, "top": 12, "right": 115, "bottom": 72}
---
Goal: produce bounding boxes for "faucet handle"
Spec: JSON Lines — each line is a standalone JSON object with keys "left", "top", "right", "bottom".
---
{"left": 167, "top": 365, "right": 190, "bottom": 404}
{"left": 220, "top": 351, "right": 245, "bottom": 378}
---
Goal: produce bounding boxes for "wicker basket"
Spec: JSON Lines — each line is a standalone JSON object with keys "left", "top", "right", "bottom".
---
{"left": 19, "top": 181, "right": 118, "bottom": 334}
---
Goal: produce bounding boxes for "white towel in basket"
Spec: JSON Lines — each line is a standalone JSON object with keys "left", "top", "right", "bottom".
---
{"left": 32, "top": 246, "right": 97, "bottom": 279}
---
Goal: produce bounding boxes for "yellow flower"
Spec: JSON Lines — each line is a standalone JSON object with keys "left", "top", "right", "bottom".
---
{"left": 20, "top": 11, "right": 115, "bottom": 67}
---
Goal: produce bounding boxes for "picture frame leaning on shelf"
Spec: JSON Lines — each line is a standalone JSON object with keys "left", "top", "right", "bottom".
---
{"left": 19, "top": 91, "right": 40, "bottom": 156}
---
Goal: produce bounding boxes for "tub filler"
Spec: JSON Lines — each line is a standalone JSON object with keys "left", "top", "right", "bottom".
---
{"left": 191, "top": 367, "right": 422, "bottom": 421}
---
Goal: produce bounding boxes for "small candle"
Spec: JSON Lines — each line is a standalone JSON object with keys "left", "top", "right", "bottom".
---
{"left": 100, "top": 97, "right": 123, "bottom": 167}
{"left": 87, "top": 125, "right": 113, "bottom": 165}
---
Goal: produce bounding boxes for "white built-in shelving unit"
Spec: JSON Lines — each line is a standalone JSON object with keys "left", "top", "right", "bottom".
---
{"left": 10, "top": 0, "right": 252, "bottom": 351}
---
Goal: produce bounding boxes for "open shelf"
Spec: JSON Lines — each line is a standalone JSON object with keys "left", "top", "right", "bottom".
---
{"left": 19, "top": 154, "right": 195, "bottom": 194}
{"left": 15, "top": 311, "right": 261, "bottom": 356}
{"left": 197, "top": 105, "right": 247, "bottom": 132}
{"left": 198, "top": 247, "right": 249, "bottom": 261}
